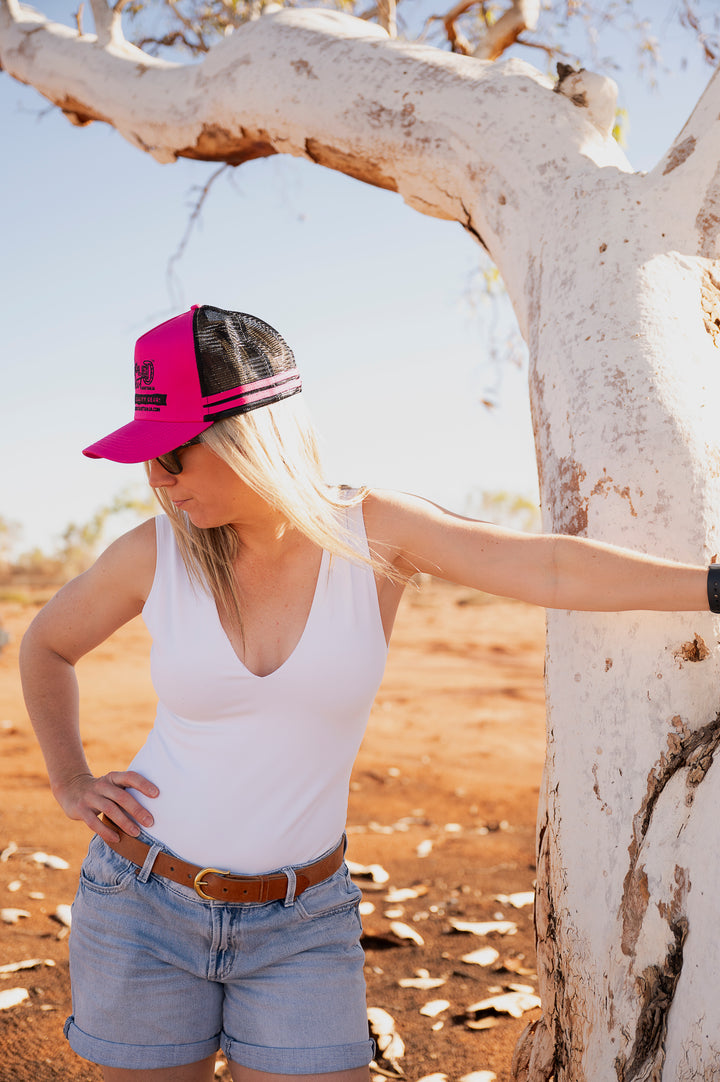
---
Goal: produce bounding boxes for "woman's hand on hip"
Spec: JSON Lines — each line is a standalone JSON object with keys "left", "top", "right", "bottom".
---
{"left": 53, "top": 770, "right": 159, "bottom": 843}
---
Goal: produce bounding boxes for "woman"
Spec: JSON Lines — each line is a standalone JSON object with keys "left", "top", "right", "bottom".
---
{"left": 19, "top": 304, "right": 716, "bottom": 1082}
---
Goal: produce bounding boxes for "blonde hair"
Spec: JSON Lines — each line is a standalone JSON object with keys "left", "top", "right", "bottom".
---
{"left": 149, "top": 396, "right": 397, "bottom": 625}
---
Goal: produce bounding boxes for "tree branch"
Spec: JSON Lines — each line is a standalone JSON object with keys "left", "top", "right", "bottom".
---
{"left": 89, "top": 0, "right": 126, "bottom": 48}
{"left": 472, "top": 0, "right": 540, "bottom": 60}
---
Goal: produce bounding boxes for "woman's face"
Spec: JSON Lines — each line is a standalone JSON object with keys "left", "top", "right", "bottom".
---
{"left": 147, "top": 443, "right": 272, "bottom": 531}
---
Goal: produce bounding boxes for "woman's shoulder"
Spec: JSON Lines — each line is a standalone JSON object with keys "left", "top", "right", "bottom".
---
{"left": 361, "top": 488, "right": 436, "bottom": 532}
{"left": 93, "top": 516, "right": 158, "bottom": 603}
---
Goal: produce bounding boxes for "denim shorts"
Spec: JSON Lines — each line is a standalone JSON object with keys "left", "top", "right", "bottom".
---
{"left": 64, "top": 831, "right": 374, "bottom": 1072}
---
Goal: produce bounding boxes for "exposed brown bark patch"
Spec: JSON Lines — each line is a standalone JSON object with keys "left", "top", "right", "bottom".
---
{"left": 179, "top": 124, "right": 277, "bottom": 164}
{"left": 544, "top": 457, "right": 588, "bottom": 535}
{"left": 620, "top": 863, "right": 650, "bottom": 956}
{"left": 696, "top": 170, "right": 720, "bottom": 258}
{"left": 662, "top": 135, "right": 696, "bottom": 175}
{"left": 700, "top": 265, "right": 720, "bottom": 344}
{"left": 590, "top": 470, "right": 640, "bottom": 517}
{"left": 615, "top": 914, "right": 688, "bottom": 1082}
{"left": 58, "top": 95, "right": 109, "bottom": 127}
{"left": 513, "top": 814, "right": 562, "bottom": 1081}
{"left": 290, "top": 58, "right": 318, "bottom": 79}
{"left": 620, "top": 714, "right": 719, "bottom": 961}
{"left": 675, "top": 634, "right": 710, "bottom": 664}
{"left": 305, "top": 139, "right": 399, "bottom": 192}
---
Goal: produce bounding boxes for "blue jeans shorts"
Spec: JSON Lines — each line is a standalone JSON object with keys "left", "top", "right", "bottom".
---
{"left": 64, "top": 831, "right": 374, "bottom": 1072}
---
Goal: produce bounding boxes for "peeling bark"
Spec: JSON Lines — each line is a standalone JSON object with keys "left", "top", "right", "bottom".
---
{"left": 675, "top": 635, "right": 710, "bottom": 664}
{"left": 615, "top": 916, "right": 688, "bottom": 1082}
{"left": 662, "top": 135, "right": 697, "bottom": 175}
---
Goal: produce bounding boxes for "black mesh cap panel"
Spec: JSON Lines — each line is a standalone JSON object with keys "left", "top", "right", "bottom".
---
{"left": 193, "top": 306, "right": 300, "bottom": 420}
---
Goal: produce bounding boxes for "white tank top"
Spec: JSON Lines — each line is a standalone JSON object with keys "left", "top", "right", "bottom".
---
{"left": 129, "top": 507, "right": 388, "bottom": 873}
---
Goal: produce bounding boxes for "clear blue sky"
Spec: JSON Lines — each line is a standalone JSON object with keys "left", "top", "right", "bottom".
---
{"left": 0, "top": 1, "right": 715, "bottom": 556}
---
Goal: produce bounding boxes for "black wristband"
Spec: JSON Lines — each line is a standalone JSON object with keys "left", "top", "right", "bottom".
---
{"left": 708, "top": 566, "right": 720, "bottom": 613}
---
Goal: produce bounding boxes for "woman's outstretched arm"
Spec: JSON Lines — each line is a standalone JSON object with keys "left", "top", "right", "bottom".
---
{"left": 367, "top": 490, "right": 709, "bottom": 612}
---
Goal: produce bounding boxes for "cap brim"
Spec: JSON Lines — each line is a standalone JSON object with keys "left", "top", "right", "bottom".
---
{"left": 82, "top": 418, "right": 214, "bottom": 463}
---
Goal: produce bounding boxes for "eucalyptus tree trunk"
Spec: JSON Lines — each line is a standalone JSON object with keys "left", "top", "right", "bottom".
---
{"left": 3, "top": 4, "right": 720, "bottom": 1075}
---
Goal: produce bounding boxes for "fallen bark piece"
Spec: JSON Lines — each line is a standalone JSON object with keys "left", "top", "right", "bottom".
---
{"left": 389, "top": 921, "right": 425, "bottom": 946}
{"left": 419, "top": 999, "right": 450, "bottom": 1017}
{"left": 398, "top": 973, "right": 447, "bottom": 990}
{"left": 30, "top": 852, "right": 70, "bottom": 870}
{"left": 449, "top": 918, "right": 517, "bottom": 936}
{"left": 0, "top": 988, "right": 29, "bottom": 1010}
{"left": 1, "top": 909, "right": 30, "bottom": 924}
{"left": 494, "top": 892, "right": 534, "bottom": 909}
{"left": 0, "top": 958, "right": 54, "bottom": 974}
{"left": 0, "top": 842, "right": 18, "bottom": 863}
{"left": 466, "top": 1017, "right": 500, "bottom": 1031}
{"left": 346, "top": 860, "right": 390, "bottom": 889}
{"left": 498, "top": 956, "right": 536, "bottom": 977}
{"left": 52, "top": 905, "right": 73, "bottom": 928}
{"left": 367, "top": 1006, "right": 405, "bottom": 1075}
{"left": 384, "top": 886, "right": 428, "bottom": 903}
{"left": 461, "top": 947, "right": 500, "bottom": 967}
{"left": 466, "top": 990, "right": 541, "bottom": 1021}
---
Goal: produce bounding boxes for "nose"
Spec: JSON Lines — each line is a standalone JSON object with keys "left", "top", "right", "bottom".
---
{"left": 147, "top": 459, "right": 178, "bottom": 488}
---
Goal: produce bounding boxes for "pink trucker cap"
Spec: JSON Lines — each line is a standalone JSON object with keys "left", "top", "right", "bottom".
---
{"left": 83, "top": 304, "right": 302, "bottom": 463}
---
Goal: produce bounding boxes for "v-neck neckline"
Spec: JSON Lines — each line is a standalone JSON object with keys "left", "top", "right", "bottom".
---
{"left": 215, "top": 547, "right": 329, "bottom": 680}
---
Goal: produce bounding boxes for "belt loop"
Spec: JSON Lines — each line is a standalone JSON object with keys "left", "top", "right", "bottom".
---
{"left": 136, "top": 841, "right": 163, "bottom": 884}
{"left": 283, "top": 866, "right": 297, "bottom": 907}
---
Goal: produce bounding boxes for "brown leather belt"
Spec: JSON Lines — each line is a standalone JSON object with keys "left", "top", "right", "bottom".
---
{"left": 100, "top": 817, "right": 345, "bottom": 903}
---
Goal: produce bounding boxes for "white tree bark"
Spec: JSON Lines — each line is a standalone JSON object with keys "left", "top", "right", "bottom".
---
{"left": 3, "top": 5, "right": 720, "bottom": 1077}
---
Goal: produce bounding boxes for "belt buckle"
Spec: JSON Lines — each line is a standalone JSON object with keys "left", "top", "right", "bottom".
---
{"left": 194, "top": 866, "right": 230, "bottom": 900}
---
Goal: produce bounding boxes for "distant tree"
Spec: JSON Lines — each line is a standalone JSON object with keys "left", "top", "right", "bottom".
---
{"left": 53, "top": 487, "right": 156, "bottom": 578}
{"left": 465, "top": 488, "right": 540, "bottom": 532}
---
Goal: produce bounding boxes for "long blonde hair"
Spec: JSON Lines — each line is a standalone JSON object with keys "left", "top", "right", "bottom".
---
{"left": 149, "top": 396, "right": 397, "bottom": 624}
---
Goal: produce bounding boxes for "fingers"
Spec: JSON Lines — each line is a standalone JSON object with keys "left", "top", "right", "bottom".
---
{"left": 92, "top": 771, "right": 158, "bottom": 838}
{"left": 59, "top": 771, "right": 159, "bottom": 841}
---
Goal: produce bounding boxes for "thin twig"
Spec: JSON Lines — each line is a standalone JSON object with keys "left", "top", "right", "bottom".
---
{"left": 166, "top": 164, "right": 230, "bottom": 305}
